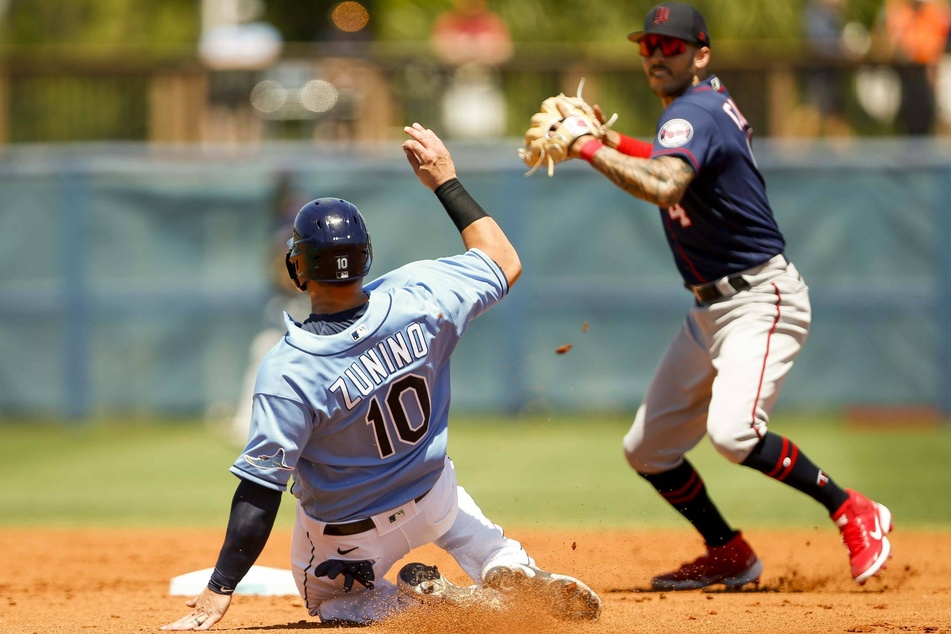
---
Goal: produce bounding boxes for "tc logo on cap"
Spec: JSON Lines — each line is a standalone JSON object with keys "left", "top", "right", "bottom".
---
{"left": 653, "top": 6, "right": 671, "bottom": 25}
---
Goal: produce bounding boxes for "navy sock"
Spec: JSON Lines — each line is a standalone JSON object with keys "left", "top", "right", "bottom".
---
{"left": 741, "top": 432, "right": 849, "bottom": 514}
{"left": 640, "top": 460, "right": 736, "bottom": 547}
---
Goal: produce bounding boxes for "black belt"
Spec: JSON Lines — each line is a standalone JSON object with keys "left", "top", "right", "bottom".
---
{"left": 323, "top": 489, "right": 430, "bottom": 536}
{"left": 686, "top": 275, "right": 751, "bottom": 303}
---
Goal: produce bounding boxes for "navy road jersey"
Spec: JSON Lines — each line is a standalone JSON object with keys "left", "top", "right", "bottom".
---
{"left": 230, "top": 249, "right": 509, "bottom": 523}
{"left": 650, "top": 75, "right": 785, "bottom": 285}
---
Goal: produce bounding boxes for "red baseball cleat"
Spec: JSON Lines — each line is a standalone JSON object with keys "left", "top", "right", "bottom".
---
{"left": 651, "top": 532, "right": 763, "bottom": 590}
{"left": 832, "top": 489, "right": 893, "bottom": 584}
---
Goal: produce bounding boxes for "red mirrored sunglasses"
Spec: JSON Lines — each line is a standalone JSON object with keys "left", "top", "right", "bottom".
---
{"left": 639, "top": 34, "right": 688, "bottom": 57}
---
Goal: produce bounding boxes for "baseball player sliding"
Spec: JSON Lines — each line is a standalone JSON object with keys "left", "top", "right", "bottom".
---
{"left": 162, "top": 123, "right": 601, "bottom": 630}
{"left": 518, "top": 2, "right": 893, "bottom": 589}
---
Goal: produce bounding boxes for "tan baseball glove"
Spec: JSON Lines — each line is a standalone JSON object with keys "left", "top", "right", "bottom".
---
{"left": 517, "top": 79, "right": 618, "bottom": 176}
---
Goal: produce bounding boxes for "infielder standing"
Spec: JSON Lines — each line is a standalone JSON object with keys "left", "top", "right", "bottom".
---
{"left": 162, "top": 123, "right": 600, "bottom": 630}
{"left": 551, "top": 2, "right": 893, "bottom": 589}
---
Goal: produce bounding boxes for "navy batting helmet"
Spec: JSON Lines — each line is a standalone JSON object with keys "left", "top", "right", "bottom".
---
{"left": 284, "top": 198, "right": 373, "bottom": 289}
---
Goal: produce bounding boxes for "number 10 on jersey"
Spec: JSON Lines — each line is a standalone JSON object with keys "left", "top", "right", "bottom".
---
{"left": 366, "top": 375, "right": 431, "bottom": 458}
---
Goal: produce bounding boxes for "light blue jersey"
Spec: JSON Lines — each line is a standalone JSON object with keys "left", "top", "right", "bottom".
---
{"left": 230, "top": 248, "right": 508, "bottom": 523}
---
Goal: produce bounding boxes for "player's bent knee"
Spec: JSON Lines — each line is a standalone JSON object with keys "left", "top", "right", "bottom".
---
{"left": 624, "top": 449, "right": 652, "bottom": 473}
{"left": 707, "top": 429, "right": 755, "bottom": 464}
{"left": 622, "top": 440, "right": 676, "bottom": 474}
{"left": 621, "top": 430, "right": 651, "bottom": 472}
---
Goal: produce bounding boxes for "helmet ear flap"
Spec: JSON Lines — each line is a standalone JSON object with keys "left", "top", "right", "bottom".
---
{"left": 364, "top": 237, "right": 373, "bottom": 277}
{"left": 285, "top": 252, "right": 306, "bottom": 291}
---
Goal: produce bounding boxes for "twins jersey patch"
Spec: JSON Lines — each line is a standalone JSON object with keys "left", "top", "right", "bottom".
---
{"left": 658, "top": 118, "right": 694, "bottom": 147}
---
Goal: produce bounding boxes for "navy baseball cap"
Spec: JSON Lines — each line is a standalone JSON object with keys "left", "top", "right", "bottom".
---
{"left": 628, "top": 2, "right": 711, "bottom": 47}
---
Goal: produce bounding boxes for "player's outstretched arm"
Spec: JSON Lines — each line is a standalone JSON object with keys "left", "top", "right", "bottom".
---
{"left": 554, "top": 97, "right": 694, "bottom": 207}
{"left": 458, "top": 215, "right": 521, "bottom": 287}
{"left": 591, "top": 151, "right": 695, "bottom": 207}
{"left": 567, "top": 130, "right": 695, "bottom": 207}
{"left": 162, "top": 478, "right": 281, "bottom": 631}
{"left": 402, "top": 123, "right": 521, "bottom": 287}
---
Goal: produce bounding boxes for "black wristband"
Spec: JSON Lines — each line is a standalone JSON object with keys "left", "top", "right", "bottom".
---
{"left": 208, "top": 568, "right": 237, "bottom": 595}
{"left": 434, "top": 178, "right": 489, "bottom": 232}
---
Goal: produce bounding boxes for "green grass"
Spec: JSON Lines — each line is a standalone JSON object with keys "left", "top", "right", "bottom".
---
{"left": 449, "top": 414, "right": 951, "bottom": 530}
{"left": 0, "top": 421, "right": 253, "bottom": 527}
{"left": 1, "top": 414, "right": 949, "bottom": 530}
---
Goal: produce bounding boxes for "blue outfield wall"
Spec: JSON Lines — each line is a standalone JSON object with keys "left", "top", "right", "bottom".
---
{"left": 0, "top": 139, "right": 949, "bottom": 419}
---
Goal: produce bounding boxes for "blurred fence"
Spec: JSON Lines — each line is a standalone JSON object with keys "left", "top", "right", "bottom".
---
{"left": 1, "top": 138, "right": 949, "bottom": 420}
{"left": 2, "top": 41, "right": 949, "bottom": 144}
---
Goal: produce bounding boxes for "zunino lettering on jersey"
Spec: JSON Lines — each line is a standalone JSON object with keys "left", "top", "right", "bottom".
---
{"left": 329, "top": 322, "right": 429, "bottom": 409}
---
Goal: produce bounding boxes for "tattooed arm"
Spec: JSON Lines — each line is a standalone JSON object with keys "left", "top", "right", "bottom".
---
{"left": 555, "top": 96, "right": 695, "bottom": 207}
{"left": 569, "top": 136, "right": 695, "bottom": 208}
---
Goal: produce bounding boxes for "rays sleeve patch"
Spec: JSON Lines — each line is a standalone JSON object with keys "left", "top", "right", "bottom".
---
{"left": 244, "top": 447, "right": 293, "bottom": 471}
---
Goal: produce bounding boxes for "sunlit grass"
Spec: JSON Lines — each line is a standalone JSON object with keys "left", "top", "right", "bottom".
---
{"left": 1, "top": 414, "right": 948, "bottom": 530}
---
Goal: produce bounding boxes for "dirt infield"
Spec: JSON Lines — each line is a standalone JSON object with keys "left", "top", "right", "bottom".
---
{"left": 1, "top": 527, "right": 949, "bottom": 633}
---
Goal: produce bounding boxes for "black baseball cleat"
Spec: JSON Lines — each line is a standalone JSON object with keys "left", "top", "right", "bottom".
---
{"left": 397, "top": 562, "right": 504, "bottom": 610}
{"left": 398, "top": 562, "right": 445, "bottom": 597}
